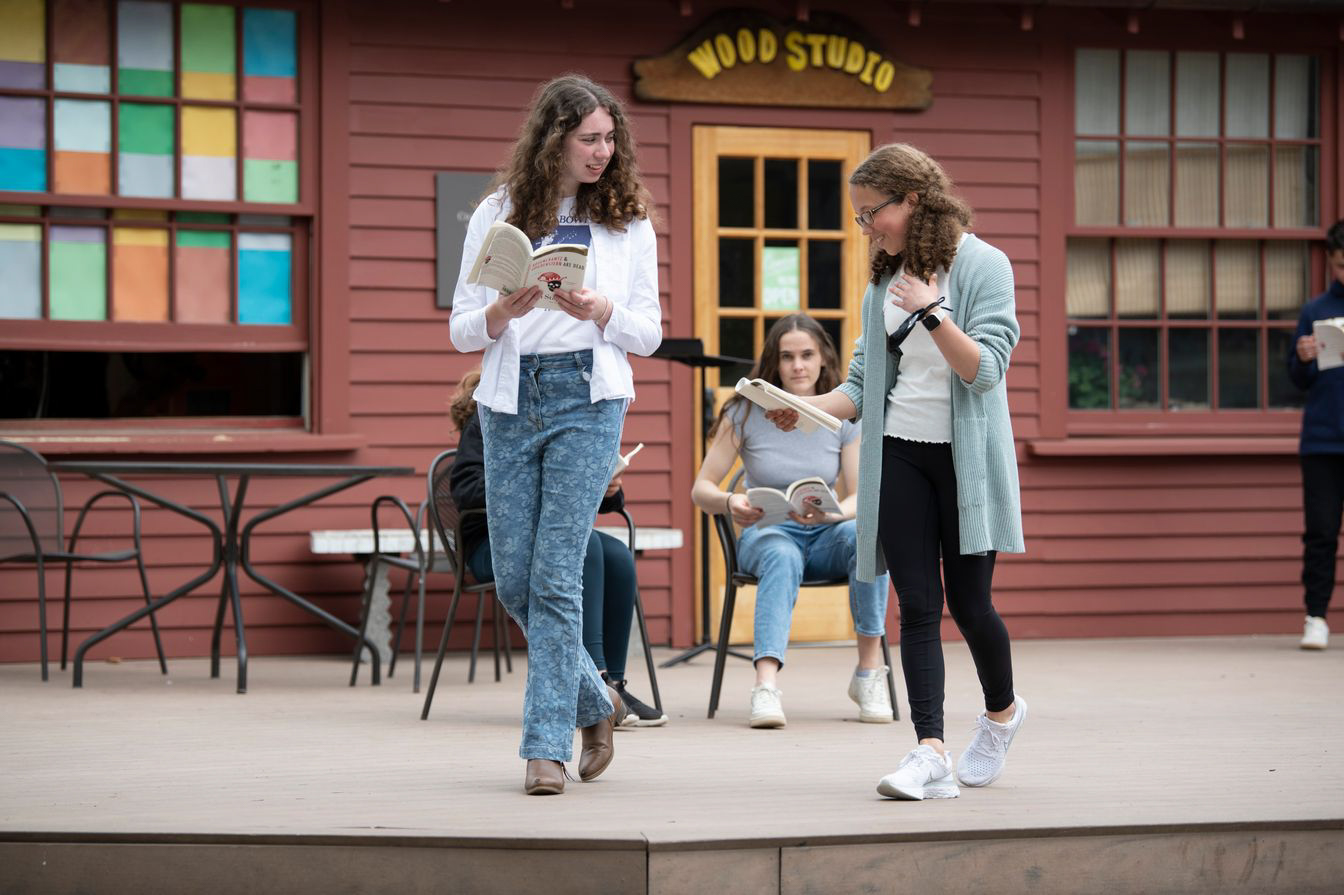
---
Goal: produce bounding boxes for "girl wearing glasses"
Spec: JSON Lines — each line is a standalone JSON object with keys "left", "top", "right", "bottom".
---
{"left": 766, "top": 144, "right": 1026, "bottom": 801}
{"left": 449, "top": 75, "right": 662, "bottom": 795}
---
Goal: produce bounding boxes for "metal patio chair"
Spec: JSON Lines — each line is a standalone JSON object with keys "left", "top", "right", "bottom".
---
{"left": 351, "top": 448, "right": 511, "bottom": 693}
{"left": 707, "top": 469, "right": 900, "bottom": 720}
{"left": 0, "top": 439, "right": 166, "bottom": 681}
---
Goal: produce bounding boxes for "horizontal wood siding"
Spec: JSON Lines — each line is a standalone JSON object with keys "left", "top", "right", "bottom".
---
{"left": 4, "top": 1, "right": 1338, "bottom": 667}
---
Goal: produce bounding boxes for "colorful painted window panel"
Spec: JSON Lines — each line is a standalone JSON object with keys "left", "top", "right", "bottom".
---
{"left": 181, "top": 3, "right": 235, "bottom": 100}
{"left": 242, "top": 8, "right": 297, "bottom": 103}
{"left": 243, "top": 111, "right": 297, "bottom": 203}
{"left": 117, "top": 0, "right": 173, "bottom": 97}
{"left": 49, "top": 225, "right": 107, "bottom": 321}
{"left": 0, "top": 0, "right": 47, "bottom": 88}
{"left": 175, "top": 229, "right": 231, "bottom": 323}
{"left": 181, "top": 106, "right": 236, "bottom": 200}
{"left": 0, "top": 97, "right": 47, "bottom": 191}
{"left": 52, "top": 0, "right": 111, "bottom": 93}
{"left": 0, "top": 222, "right": 42, "bottom": 319}
{"left": 238, "top": 232, "right": 291, "bottom": 324}
{"left": 112, "top": 226, "right": 168, "bottom": 321}
{"left": 53, "top": 98, "right": 111, "bottom": 194}
{"left": 118, "top": 102, "right": 174, "bottom": 197}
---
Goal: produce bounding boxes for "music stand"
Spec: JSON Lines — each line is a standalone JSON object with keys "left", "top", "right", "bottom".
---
{"left": 651, "top": 338, "right": 755, "bottom": 667}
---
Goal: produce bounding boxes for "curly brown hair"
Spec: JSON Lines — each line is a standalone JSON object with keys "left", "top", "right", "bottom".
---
{"left": 448, "top": 369, "right": 481, "bottom": 433}
{"left": 708, "top": 314, "right": 841, "bottom": 440}
{"left": 849, "top": 143, "right": 972, "bottom": 284}
{"left": 492, "top": 74, "right": 654, "bottom": 241}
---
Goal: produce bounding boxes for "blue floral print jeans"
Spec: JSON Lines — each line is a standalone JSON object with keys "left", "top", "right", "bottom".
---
{"left": 478, "top": 350, "right": 624, "bottom": 761}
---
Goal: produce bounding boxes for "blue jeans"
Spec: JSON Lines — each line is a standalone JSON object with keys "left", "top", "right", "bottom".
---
{"left": 736, "top": 518, "right": 889, "bottom": 666}
{"left": 478, "top": 350, "right": 625, "bottom": 761}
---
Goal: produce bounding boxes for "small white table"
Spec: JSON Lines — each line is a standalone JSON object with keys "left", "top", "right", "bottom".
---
{"left": 310, "top": 526, "right": 684, "bottom": 664}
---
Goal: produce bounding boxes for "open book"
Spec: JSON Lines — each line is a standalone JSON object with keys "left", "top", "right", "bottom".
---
{"left": 466, "top": 220, "right": 588, "bottom": 311}
{"left": 734, "top": 378, "right": 842, "bottom": 434}
{"left": 1313, "top": 318, "right": 1344, "bottom": 371}
{"left": 746, "top": 476, "right": 843, "bottom": 528}
{"left": 610, "top": 442, "right": 643, "bottom": 480}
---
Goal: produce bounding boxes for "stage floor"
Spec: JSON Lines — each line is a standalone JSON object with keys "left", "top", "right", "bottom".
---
{"left": 3, "top": 635, "right": 1342, "bottom": 893}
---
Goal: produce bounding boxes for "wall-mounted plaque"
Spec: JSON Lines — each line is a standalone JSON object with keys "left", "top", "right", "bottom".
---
{"left": 435, "top": 171, "right": 494, "bottom": 309}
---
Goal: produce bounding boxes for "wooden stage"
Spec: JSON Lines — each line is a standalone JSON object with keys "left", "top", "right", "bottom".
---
{"left": 2, "top": 635, "right": 1341, "bottom": 894}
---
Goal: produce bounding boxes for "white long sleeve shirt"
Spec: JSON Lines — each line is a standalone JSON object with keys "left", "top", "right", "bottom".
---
{"left": 449, "top": 189, "right": 663, "bottom": 414}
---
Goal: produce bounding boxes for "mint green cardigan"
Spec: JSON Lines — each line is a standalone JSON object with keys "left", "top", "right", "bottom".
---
{"left": 835, "top": 234, "right": 1025, "bottom": 583}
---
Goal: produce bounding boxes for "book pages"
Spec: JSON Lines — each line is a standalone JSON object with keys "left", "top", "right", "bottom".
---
{"left": 734, "top": 378, "right": 842, "bottom": 434}
{"left": 1313, "top": 318, "right": 1344, "bottom": 371}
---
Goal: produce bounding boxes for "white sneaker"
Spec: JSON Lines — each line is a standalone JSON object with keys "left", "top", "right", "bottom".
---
{"left": 847, "top": 666, "right": 894, "bottom": 723}
{"left": 877, "top": 745, "right": 960, "bottom": 800}
{"left": 957, "top": 695, "right": 1027, "bottom": 787}
{"left": 749, "top": 684, "right": 787, "bottom": 728}
{"left": 1301, "top": 615, "right": 1329, "bottom": 650}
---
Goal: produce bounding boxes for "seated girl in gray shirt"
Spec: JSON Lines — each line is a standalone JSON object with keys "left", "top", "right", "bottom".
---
{"left": 691, "top": 314, "right": 892, "bottom": 728}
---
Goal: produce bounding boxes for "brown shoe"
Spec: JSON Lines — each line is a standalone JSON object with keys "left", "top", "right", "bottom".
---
{"left": 524, "top": 759, "right": 566, "bottom": 795}
{"left": 578, "top": 686, "right": 624, "bottom": 782}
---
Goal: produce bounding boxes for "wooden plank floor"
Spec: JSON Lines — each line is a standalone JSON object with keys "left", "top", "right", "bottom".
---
{"left": 3, "top": 634, "right": 1342, "bottom": 849}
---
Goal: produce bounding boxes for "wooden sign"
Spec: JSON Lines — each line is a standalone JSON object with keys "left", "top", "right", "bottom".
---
{"left": 633, "top": 10, "right": 931, "bottom": 110}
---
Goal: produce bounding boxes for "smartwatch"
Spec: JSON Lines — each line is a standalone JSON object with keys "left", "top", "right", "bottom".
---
{"left": 921, "top": 307, "right": 948, "bottom": 331}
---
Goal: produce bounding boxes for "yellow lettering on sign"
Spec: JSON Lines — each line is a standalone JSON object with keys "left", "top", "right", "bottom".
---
{"left": 784, "top": 30, "right": 807, "bottom": 71}
{"left": 859, "top": 50, "right": 881, "bottom": 85}
{"left": 825, "top": 35, "right": 847, "bottom": 69}
{"left": 714, "top": 33, "right": 737, "bottom": 68}
{"left": 873, "top": 60, "right": 895, "bottom": 93}
{"left": 736, "top": 28, "right": 755, "bottom": 64}
{"left": 804, "top": 33, "right": 827, "bottom": 67}
{"left": 687, "top": 39, "right": 723, "bottom": 79}
{"left": 843, "top": 41, "right": 865, "bottom": 74}
{"left": 758, "top": 28, "right": 777, "bottom": 63}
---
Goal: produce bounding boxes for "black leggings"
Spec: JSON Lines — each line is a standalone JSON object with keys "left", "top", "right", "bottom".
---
{"left": 878, "top": 437, "right": 1014, "bottom": 742}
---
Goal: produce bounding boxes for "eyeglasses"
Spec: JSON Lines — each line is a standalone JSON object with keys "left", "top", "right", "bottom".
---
{"left": 854, "top": 195, "right": 901, "bottom": 229}
{"left": 887, "top": 295, "right": 951, "bottom": 359}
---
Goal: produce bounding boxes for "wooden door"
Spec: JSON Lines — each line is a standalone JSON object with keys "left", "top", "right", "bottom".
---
{"left": 692, "top": 126, "right": 870, "bottom": 645}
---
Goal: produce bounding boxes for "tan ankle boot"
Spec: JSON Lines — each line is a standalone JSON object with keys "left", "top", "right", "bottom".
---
{"left": 524, "top": 759, "right": 566, "bottom": 795}
{"left": 578, "top": 686, "right": 624, "bottom": 782}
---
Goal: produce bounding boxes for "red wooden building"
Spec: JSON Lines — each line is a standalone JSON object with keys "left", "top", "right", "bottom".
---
{"left": 3, "top": 0, "right": 1341, "bottom": 667}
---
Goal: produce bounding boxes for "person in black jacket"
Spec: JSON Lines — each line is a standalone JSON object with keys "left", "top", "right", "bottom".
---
{"left": 448, "top": 371, "right": 666, "bottom": 724}
{"left": 1287, "top": 219, "right": 1344, "bottom": 651}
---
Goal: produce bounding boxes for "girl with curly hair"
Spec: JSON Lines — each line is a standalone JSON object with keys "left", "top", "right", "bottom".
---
{"left": 449, "top": 74, "right": 661, "bottom": 795}
{"left": 764, "top": 143, "right": 1027, "bottom": 801}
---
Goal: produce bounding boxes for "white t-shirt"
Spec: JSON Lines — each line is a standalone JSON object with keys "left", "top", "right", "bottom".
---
{"left": 516, "top": 197, "right": 599, "bottom": 356}
{"left": 883, "top": 233, "right": 967, "bottom": 443}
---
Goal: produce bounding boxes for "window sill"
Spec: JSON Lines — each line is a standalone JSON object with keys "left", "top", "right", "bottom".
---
{"left": 1027, "top": 436, "right": 1298, "bottom": 457}
{"left": 1, "top": 430, "right": 368, "bottom": 455}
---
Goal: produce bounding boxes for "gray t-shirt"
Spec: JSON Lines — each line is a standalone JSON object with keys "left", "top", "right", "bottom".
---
{"left": 730, "top": 399, "right": 860, "bottom": 491}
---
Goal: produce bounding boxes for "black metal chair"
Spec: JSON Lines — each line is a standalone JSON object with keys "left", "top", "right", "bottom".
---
{"left": 0, "top": 439, "right": 166, "bottom": 681}
{"left": 707, "top": 469, "right": 900, "bottom": 720}
{"left": 599, "top": 503, "right": 664, "bottom": 717}
{"left": 351, "top": 448, "right": 510, "bottom": 692}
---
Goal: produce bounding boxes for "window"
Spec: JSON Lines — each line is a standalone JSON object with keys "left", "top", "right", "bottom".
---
{"left": 0, "top": 0, "right": 311, "bottom": 425}
{"left": 1068, "top": 48, "right": 1323, "bottom": 414}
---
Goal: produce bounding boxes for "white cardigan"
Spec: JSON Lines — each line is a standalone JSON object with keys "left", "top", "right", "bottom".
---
{"left": 449, "top": 189, "right": 663, "bottom": 414}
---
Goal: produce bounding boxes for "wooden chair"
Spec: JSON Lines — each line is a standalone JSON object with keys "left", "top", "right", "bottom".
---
{"left": 0, "top": 439, "right": 166, "bottom": 681}
{"left": 707, "top": 469, "right": 900, "bottom": 720}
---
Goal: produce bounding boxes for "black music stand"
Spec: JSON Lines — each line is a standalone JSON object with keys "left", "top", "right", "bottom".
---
{"left": 651, "top": 338, "right": 755, "bottom": 668}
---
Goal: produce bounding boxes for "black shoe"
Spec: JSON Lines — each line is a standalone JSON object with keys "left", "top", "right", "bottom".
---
{"left": 604, "top": 675, "right": 668, "bottom": 727}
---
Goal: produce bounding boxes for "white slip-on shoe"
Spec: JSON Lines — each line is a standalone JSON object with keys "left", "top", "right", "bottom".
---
{"left": 847, "top": 666, "right": 894, "bottom": 723}
{"left": 1301, "top": 616, "right": 1329, "bottom": 650}
{"left": 877, "top": 745, "right": 960, "bottom": 800}
{"left": 957, "top": 695, "right": 1028, "bottom": 787}
{"left": 749, "top": 684, "right": 787, "bottom": 728}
